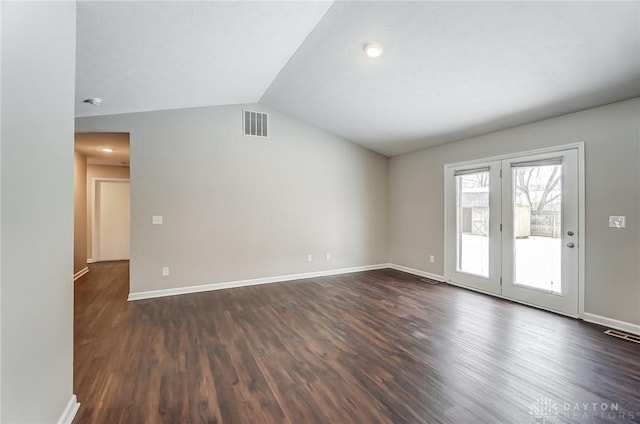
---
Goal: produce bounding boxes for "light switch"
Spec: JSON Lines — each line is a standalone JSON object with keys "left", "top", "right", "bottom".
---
{"left": 609, "top": 216, "right": 626, "bottom": 228}
{"left": 152, "top": 215, "right": 163, "bottom": 225}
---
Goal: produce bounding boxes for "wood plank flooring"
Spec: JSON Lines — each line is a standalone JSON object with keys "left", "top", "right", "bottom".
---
{"left": 73, "top": 261, "right": 640, "bottom": 423}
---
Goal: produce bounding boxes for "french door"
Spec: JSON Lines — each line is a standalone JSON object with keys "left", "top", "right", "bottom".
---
{"left": 445, "top": 162, "right": 502, "bottom": 295}
{"left": 445, "top": 147, "right": 581, "bottom": 317}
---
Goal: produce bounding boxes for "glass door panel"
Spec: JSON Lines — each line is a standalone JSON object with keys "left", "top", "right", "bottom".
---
{"left": 456, "top": 170, "right": 490, "bottom": 277}
{"left": 512, "top": 161, "right": 563, "bottom": 293}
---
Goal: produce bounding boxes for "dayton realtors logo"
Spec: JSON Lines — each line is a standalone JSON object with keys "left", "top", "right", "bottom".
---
{"left": 529, "top": 398, "right": 560, "bottom": 423}
{"left": 530, "top": 398, "right": 639, "bottom": 423}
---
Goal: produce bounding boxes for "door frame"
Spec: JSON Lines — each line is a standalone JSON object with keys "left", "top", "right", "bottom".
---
{"left": 443, "top": 142, "right": 585, "bottom": 318}
{"left": 90, "top": 177, "right": 131, "bottom": 262}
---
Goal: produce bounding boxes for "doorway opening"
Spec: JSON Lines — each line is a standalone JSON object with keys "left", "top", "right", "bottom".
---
{"left": 444, "top": 144, "right": 585, "bottom": 317}
{"left": 73, "top": 132, "right": 130, "bottom": 280}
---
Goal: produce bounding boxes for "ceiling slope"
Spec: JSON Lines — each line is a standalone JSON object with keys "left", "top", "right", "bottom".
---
{"left": 261, "top": 1, "right": 640, "bottom": 156}
{"left": 76, "top": 1, "right": 333, "bottom": 117}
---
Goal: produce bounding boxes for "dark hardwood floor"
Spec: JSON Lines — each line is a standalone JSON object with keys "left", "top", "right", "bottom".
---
{"left": 73, "top": 261, "right": 640, "bottom": 423}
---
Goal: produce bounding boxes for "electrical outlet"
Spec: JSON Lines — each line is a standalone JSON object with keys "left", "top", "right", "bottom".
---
{"left": 429, "top": 255, "right": 435, "bottom": 263}
{"left": 162, "top": 267, "right": 169, "bottom": 277}
{"left": 307, "top": 254, "right": 313, "bottom": 262}
{"left": 326, "top": 252, "right": 331, "bottom": 260}
{"left": 152, "top": 215, "right": 163, "bottom": 225}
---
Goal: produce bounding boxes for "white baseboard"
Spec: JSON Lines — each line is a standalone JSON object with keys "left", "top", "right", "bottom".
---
{"left": 387, "top": 263, "right": 445, "bottom": 282}
{"left": 583, "top": 312, "right": 640, "bottom": 336}
{"left": 57, "top": 394, "right": 80, "bottom": 424}
{"left": 128, "top": 263, "right": 391, "bottom": 301}
{"left": 73, "top": 267, "right": 89, "bottom": 281}
{"left": 130, "top": 261, "right": 639, "bottom": 336}
{"left": 89, "top": 258, "right": 129, "bottom": 263}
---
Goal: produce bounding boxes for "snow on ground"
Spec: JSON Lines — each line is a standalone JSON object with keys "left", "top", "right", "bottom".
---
{"left": 460, "top": 234, "right": 561, "bottom": 293}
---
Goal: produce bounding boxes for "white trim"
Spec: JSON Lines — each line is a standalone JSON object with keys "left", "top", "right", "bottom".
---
{"left": 577, "top": 144, "right": 586, "bottom": 318}
{"left": 73, "top": 267, "right": 89, "bottom": 281}
{"left": 387, "top": 264, "right": 445, "bottom": 282}
{"left": 57, "top": 394, "right": 80, "bottom": 424}
{"left": 86, "top": 258, "right": 95, "bottom": 264}
{"left": 128, "top": 264, "right": 391, "bottom": 301}
{"left": 583, "top": 313, "right": 640, "bottom": 336}
{"left": 91, "top": 177, "right": 130, "bottom": 262}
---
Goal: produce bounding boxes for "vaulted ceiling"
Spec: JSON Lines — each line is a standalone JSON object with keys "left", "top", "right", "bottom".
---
{"left": 76, "top": 1, "right": 640, "bottom": 157}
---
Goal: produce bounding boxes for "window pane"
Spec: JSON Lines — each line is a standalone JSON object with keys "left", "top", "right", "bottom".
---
{"left": 456, "top": 171, "right": 489, "bottom": 277}
{"left": 512, "top": 164, "right": 562, "bottom": 293}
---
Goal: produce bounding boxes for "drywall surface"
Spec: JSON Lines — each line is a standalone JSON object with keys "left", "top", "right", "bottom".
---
{"left": 1, "top": 2, "right": 76, "bottom": 422}
{"left": 76, "top": 104, "right": 389, "bottom": 294}
{"left": 390, "top": 98, "right": 640, "bottom": 325}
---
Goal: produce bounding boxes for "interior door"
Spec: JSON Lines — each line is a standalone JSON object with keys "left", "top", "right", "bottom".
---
{"left": 95, "top": 180, "right": 130, "bottom": 261}
{"left": 445, "top": 161, "right": 502, "bottom": 294}
{"left": 501, "top": 150, "right": 579, "bottom": 316}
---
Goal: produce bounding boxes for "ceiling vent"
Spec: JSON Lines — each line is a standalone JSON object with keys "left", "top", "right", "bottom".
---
{"left": 243, "top": 110, "right": 268, "bottom": 138}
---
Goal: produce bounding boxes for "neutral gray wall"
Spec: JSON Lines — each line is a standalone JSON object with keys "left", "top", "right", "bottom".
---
{"left": 76, "top": 104, "right": 389, "bottom": 295}
{"left": 390, "top": 98, "right": 640, "bottom": 325}
{"left": 1, "top": 1, "right": 76, "bottom": 422}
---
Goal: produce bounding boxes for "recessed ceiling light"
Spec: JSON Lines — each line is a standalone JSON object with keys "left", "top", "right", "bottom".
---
{"left": 364, "top": 42, "right": 383, "bottom": 58}
{"left": 83, "top": 97, "right": 102, "bottom": 106}
{"left": 100, "top": 147, "right": 113, "bottom": 153}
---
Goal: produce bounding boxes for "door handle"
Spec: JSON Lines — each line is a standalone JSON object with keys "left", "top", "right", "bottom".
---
{"left": 567, "top": 242, "right": 575, "bottom": 248}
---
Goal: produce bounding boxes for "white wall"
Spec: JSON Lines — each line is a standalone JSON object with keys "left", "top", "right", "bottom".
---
{"left": 76, "top": 104, "right": 389, "bottom": 295}
{"left": 1, "top": 2, "right": 77, "bottom": 422}
{"left": 390, "top": 98, "right": 640, "bottom": 326}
